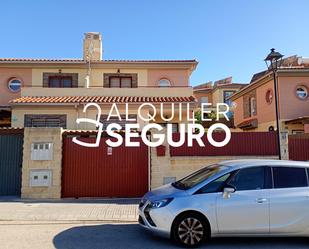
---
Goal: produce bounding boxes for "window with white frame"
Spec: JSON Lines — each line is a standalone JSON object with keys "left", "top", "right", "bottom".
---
{"left": 158, "top": 79, "right": 171, "bottom": 87}
{"left": 249, "top": 97, "right": 257, "bottom": 117}
{"left": 8, "top": 78, "right": 22, "bottom": 92}
{"left": 296, "top": 86, "right": 308, "bottom": 100}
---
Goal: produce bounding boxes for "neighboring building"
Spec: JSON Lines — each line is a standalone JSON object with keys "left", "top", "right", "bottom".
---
{"left": 230, "top": 55, "right": 309, "bottom": 134}
{"left": 0, "top": 68, "right": 32, "bottom": 127}
{"left": 0, "top": 32, "right": 198, "bottom": 130}
{"left": 193, "top": 77, "right": 247, "bottom": 127}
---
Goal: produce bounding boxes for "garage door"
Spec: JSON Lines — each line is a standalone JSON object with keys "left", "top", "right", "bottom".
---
{"left": 62, "top": 136, "right": 149, "bottom": 198}
{"left": 0, "top": 133, "right": 23, "bottom": 196}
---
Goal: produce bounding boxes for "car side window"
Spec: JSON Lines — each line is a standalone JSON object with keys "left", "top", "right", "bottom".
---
{"left": 196, "top": 173, "right": 231, "bottom": 194}
{"left": 272, "top": 167, "right": 308, "bottom": 189}
{"left": 227, "top": 167, "right": 266, "bottom": 191}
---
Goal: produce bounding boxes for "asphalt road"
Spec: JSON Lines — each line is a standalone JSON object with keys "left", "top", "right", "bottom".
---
{"left": 0, "top": 222, "right": 308, "bottom": 249}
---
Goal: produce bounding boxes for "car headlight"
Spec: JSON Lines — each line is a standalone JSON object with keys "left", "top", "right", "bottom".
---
{"left": 149, "top": 198, "right": 173, "bottom": 209}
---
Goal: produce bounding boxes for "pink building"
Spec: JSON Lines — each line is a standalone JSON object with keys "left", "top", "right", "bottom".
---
{"left": 0, "top": 32, "right": 198, "bottom": 129}
{"left": 230, "top": 55, "right": 309, "bottom": 134}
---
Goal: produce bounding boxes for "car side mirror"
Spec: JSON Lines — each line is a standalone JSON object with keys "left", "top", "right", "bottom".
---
{"left": 223, "top": 185, "right": 236, "bottom": 199}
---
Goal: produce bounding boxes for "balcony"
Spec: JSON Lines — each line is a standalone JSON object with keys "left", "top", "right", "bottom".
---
{"left": 21, "top": 86, "right": 193, "bottom": 98}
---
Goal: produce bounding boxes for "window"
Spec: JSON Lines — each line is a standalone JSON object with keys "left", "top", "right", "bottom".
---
{"left": 100, "top": 114, "right": 137, "bottom": 129}
{"left": 157, "top": 123, "right": 178, "bottom": 133}
{"left": 8, "top": 78, "right": 22, "bottom": 92}
{"left": 296, "top": 86, "right": 308, "bottom": 100}
{"left": 172, "top": 164, "right": 229, "bottom": 190}
{"left": 227, "top": 167, "right": 268, "bottom": 191}
{"left": 249, "top": 97, "right": 257, "bottom": 116}
{"left": 158, "top": 79, "right": 171, "bottom": 87}
{"left": 197, "top": 173, "right": 231, "bottom": 194}
{"left": 292, "top": 130, "right": 304, "bottom": 134}
{"left": 31, "top": 118, "right": 61, "bottom": 127}
{"left": 272, "top": 167, "right": 308, "bottom": 189}
{"left": 48, "top": 76, "right": 73, "bottom": 88}
{"left": 24, "top": 115, "right": 67, "bottom": 128}
{"left": 265, "top": 89, "right": 273, "bottom": 104}
{"left": 223, "top": 91, "right": 236, "bottom": 106}
{"left": 200, "top": 96, "right": 209, "bottom": 103}
{"left": 109, "top": 76, "right": 132, "bottom": 88}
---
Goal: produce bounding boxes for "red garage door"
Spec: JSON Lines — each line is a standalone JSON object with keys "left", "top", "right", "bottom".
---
{"left": 288, "top": 134, "right": 309, "bottom": 161}
{"left": 62, "top": 136, "right": 149, "bottom": 198}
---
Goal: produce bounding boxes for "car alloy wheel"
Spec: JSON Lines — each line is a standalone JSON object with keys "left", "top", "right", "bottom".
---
{"left": 172, "top": 213, "right": 210, "bottom": 248}
{"left": 178, "top": 217, "right": 204, "bottom": 246}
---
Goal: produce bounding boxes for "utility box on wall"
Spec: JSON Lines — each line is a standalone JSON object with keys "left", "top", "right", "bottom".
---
{"left": 29, "top": 170, "right": 52, "bottom": 187}
{"left": 31, "top": 142, "right": 53, "bottom": 160}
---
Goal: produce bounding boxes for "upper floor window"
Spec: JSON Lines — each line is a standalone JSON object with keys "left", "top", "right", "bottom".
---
{"left": 249, "top": 97, "right": 257, "bottom": 117}
{"left": 24, "top": 114, "right": 67, "bottom": 128}
{"left": 109, "top": 76, "right": 132, "bottom": 88}
{"left": 49, "top": 76, "right": 73, "bottom": 88}
{"left": 158, "top": 78, "right": 171, "bottom": 87}
{"left": 223, "top": 91, "right": 236, "bottom": 106}
{"left": 296, "top": 86, "right": 308, "bottom": 100}
{"left": 8, "top": 78, "right": 22, "bottom": 92}
{"left": 200, "top": 96, "right": 209, "bottom": 103}
{"left": 265, "top": 89, "right": 273, "bottom": 104}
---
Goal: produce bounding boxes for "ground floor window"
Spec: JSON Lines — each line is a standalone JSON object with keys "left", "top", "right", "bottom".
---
{"left": 158, "top": 123, "right": 179, "bottom": 133}
{"left": 99, "top": 114, "right": 137, "bottom": 130}
{"left": 0, "top": 109, "right": 11, "bottom": 127}
{"left": 24, "top": 114, "right": 67, "bottom": 128}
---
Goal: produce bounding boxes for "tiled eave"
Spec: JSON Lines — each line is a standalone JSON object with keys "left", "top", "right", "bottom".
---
{"left": 10, "top": 96, "right": 196, "bottom": 105}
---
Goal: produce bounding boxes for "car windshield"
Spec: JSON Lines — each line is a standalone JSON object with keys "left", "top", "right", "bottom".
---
{"left": 172, "top": 164, "right": 228, "bottom": 190}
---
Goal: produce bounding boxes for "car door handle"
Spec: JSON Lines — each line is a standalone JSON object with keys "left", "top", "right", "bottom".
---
{"left": 256, "top": 198, "right": 268, "bottom": 203}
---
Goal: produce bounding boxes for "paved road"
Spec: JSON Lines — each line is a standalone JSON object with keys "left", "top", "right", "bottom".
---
{"left": 0, "top": 222, "right": 308, "bottom": 249}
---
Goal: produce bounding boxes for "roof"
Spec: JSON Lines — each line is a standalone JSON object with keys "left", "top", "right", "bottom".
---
{"left": 0, "top": 58, "right": 197, "bottom": 63}
{"left": 285, "top": 116, "right": 309, "bottom": 124}
{"left": 250, "top": 70, "right": 268, "bottom": 83}
{"left": 231, "top": 55, "right": 309, "bottom": 101}
{"left": 193, "top": 83, "right": 247, "bottom": 93}
{"left": 11, "top": 95, "right": 196, "bottom": 104}
{"left": 0, "top": 127, "right": 24, "bottom": 135}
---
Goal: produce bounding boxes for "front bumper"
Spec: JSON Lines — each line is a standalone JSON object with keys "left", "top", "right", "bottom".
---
{"left": 138, "top": 201, "right": 175, "bottom": 238}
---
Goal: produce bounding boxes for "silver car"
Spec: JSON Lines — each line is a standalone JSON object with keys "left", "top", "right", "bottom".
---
{"left": 139, "top": 159, "right": 309, "bottom": 247}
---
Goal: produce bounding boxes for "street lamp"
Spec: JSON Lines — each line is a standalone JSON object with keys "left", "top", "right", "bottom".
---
{"left": 264, "top": 48, "right": 284, "bottom": 160}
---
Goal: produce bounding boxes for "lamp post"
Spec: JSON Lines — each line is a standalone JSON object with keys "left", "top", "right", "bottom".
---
{"left": 264, "top": 48, "right": 284, "bottom": 160}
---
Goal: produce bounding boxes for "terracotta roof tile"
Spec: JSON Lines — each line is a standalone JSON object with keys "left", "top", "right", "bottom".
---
{"left": 11, "top": 96, "right": 196, "bottom": 104}
{"left": 0, "top": 58, "right": 197, "bottom": 63}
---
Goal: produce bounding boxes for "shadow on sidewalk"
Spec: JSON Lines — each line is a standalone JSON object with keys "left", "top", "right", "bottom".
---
{"left": 53, "top": 223, "right": 309, "bottom": 249}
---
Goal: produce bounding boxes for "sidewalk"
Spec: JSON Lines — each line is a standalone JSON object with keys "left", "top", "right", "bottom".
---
{"left": 0, "top": 197, "right": 140, "bottom": 223}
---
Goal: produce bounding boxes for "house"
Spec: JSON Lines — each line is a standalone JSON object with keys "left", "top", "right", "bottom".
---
{"left": 193, "top": 77, "right": 247, "bottom": 128}
{"left": 1, "top": 32, "right": 197, "bottom": 131}
{"left": 0, "top": 68, "right": 31, "bottom": 127}
{"left": 230, "top": 55, "right": 309, "bottom": 134}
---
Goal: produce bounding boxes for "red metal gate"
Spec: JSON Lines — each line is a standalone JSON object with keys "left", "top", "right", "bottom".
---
{"left": 289, "top": 134, "right": 309, "bottom": 161}
{"left": 62, "top": 136, "right": 149, "bottom": 198}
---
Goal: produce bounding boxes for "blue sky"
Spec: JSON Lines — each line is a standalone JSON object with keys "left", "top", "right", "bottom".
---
{"left": 1, "top": 0, "right": 309, "bottom": 86}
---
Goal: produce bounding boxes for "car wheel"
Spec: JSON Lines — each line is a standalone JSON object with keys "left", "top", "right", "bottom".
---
{"left": 172, "top": 213, "right": 209, "bottom": 247}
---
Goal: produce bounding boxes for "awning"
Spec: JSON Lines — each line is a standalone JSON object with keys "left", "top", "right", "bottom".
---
{"left": 237, "top": 118, "right": 258, "bottom": 130}
{"left": 285, "top": 116, "right": 309, "bottom": 124}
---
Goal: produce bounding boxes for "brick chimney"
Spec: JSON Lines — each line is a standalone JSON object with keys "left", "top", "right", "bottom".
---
{"left": 83, "top": 32, "right": 102, "bottom": 61}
